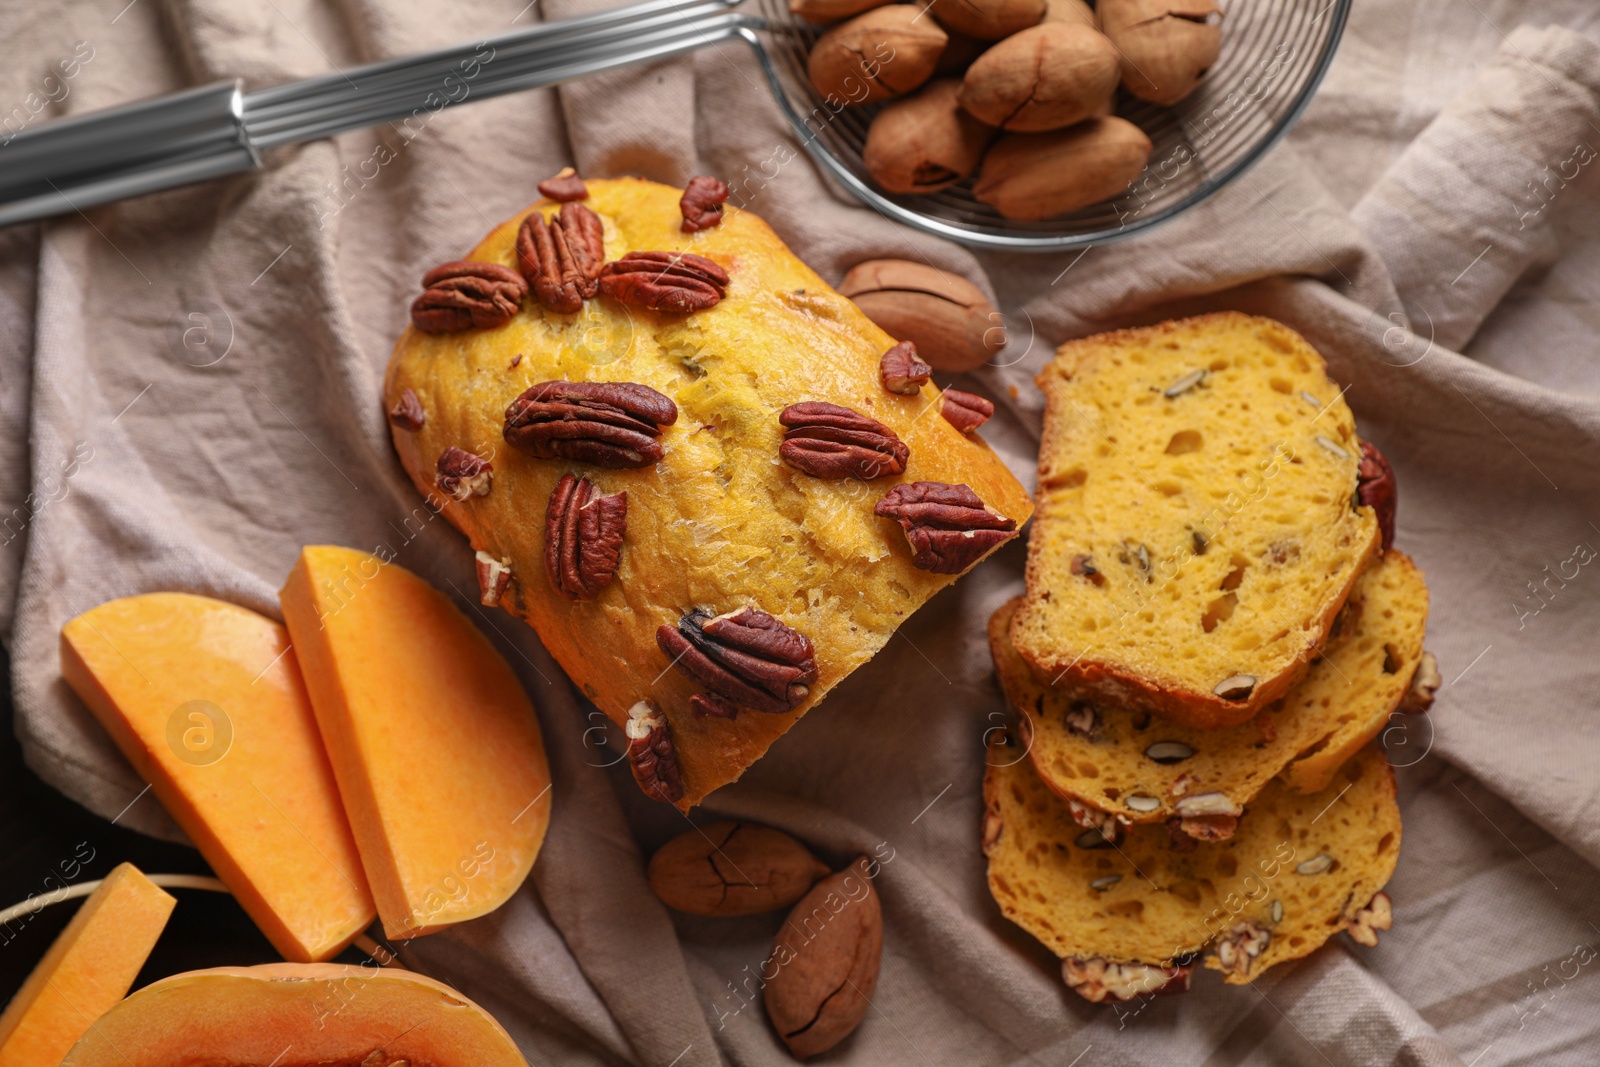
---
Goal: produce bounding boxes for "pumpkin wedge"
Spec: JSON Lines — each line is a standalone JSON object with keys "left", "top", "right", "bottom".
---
{"left": 0, "top": 864, "right": 175, "bottom": 1067}
{"left": 60, "top": 594, "right": 375, "bottom": 962}
{"left": 280, "top": 546, "right": 552, "bottom": 939}
{"left": 61, "top": 964, "right": 528, "bottom": 1067}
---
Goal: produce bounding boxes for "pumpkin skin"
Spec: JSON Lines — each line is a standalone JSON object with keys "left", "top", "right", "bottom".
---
{"left": 61, "top": 964, "right": 528, "bottom": 1067}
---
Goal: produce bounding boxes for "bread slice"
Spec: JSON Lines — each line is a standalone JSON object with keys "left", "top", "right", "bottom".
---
{"left": 989, "top": 552, "right": 1429, "bottom": 834}
{"left": 1010, "top": 313, "right": 1381, "bottom": 729}
{"left": 983, "top": 741, "right": 1400, "bottom": 990}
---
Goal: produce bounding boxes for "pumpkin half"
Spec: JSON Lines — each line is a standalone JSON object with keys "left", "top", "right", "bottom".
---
{"left": 61, "top": 964, "right": 527, "bottom": 1067}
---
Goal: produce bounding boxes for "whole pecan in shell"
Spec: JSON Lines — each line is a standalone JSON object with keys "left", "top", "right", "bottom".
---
{"left": 544, "top": 473, "right": 627, "bottom": 600}
{"left": 504, "top": 380, "right": 679, "bottom": 469}
{"left": 625, "top": 701, "right": 683, "bottom": 805}
{"left": 388, "top": 388, "right": 425, "bottom": 430}
{"left": 516, "top": 202, "right": 605, "bottom": 314}
{"left": 537, "top": 167, "right": 589, "bottom": 202}
{"left": 874, "top": 481, "right": 1017, "bottom": 573}
{"left": 879, "top": 341, "right": 932, "bottom": 395}
{"left": 410, "top": 261, "right": 527, "bottom": 333}
{"left": 598, "top": 251, "right": 729, "bottom": 313}
{"left": 656, "top": 607, "right": 818, "bottom": 714}
{"left": 764, "top": 857, "right": 883, "bottom": 1059}
{"left": 941, "top": 388, "right": 994, "bottom": 432}
{"left": 680, "top": 175, "right": 730, "bottom": 233}
{"left": 779, "top": 401, "right": 909, "bottom": 481}
{"left": 1356, "top": 441, "right": 1397, "bottom": 552}
{"left": 435, "top": 447, "right": 493, "bottom": 501}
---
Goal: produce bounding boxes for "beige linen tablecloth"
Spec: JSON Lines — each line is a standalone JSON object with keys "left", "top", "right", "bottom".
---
{"left": 5, "top": 0, "right": 1600, "bottom": 1063}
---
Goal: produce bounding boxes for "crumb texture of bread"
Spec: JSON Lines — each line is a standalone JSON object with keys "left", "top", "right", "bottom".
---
{"left": 983, "top": 742, "right": 1401, "bottom": 984}
{"left": 1010, "top": 312, "right": 1381, "bottom": 728}
{"left": 384, "top": 178, "right": 1033, "bottom": 810}
{"left": 989, "top": 552, "right": 1429, "bottom": 823}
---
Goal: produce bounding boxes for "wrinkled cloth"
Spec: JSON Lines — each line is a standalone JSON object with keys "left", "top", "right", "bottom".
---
{"left": 5, "top": 0, "right": 1600, "bottom": 1064}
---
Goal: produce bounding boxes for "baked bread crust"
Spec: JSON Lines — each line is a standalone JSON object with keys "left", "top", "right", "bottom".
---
{"left": 989, "top": 551, "right": 1429, "bottom": 827}
{"left": 384, "top": 178, "right": 1033, "bottom": 810}
{"left": 983, "top": 740, "right": 1401, "bottom": 985}
{"left": 1011, "top": 313, "right": 1381, "bottom": 729}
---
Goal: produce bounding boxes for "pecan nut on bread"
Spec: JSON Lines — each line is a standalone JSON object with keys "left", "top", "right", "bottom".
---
{"left": 983, "top": 738, "right": 1401, "bottom": 992}
{"left": 989, "top": 551, "right": 1430, "bottom": 834}
{"left": 1009, "top": 313, "right": 1382, "bottom": 729}
{"left": 384, "top": 177, "right": 1032, "bottom": 811}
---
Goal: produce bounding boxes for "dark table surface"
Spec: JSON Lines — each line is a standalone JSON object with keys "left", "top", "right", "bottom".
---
{"left": 0, "top": 644, "right": 295, "bottom": 1003}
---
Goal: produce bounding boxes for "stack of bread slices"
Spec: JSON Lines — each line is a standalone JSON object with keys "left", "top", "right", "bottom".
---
{"left": 985, "top": 313, "right": 1441, "bottom": 1003}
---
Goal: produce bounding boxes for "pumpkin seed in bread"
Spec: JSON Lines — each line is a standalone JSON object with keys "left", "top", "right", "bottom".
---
{"left": 983, "top": 740, "right": 1401, "bottom": 990}
{"left": 1010, "top": 313, "right": 1381, "bottom": 729}
{"left": 990, "top": 551, "right": 1429, "bottom": 833}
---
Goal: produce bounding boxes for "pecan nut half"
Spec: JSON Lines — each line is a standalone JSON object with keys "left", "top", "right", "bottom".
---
{"left": 410, "top": 261, "right": 527, "bottom": 333}
{"left": 544, "top": 473, "right": 627, "bottom": 600}
{"left": 598, "top": 251, "right": 729, "bottom": 313}
{"left": 941, "top": 388, "right": 994, "bottom": 432}
{"left": 626, "top": 700, "right": 683, "bottom": 805}
{"left": 874, "top": 481, "right": 1018, "bottom": 573}
{"left": 516, "top": 202, "right": 605, "bottom": 314}
{"left": 1345, "top": 891, "right": 1393, "bottom": 947}
{"left": 1063, "top": 957, "right": 1192, "bottom": 1003}
{"left": 475, "top": 551, "right": 514, "bottom": 606}
{"left": 1212, "top": 920, "right": 1271, "bottom": 979}
{"left": 435, "top": 447, "right": 492, "bottom": 501}
{"left": 879, "top": 340, "right": 931, "bottom": 395}
{"left": 656, "top": 607, "right": 818, "bottom": 714}
{"left": 690, "top": 693, "right": 739, "bottom": 720}
{"left": 504, "top": 380, "right": 679, "bottom": 469}
{"left": 538, "top": 166, "right": 589, "bottom": 202}
{"left": 388, "top": 388, "right": 425, "bottom": 431}
{"left": 1356, "top": 440, "right": 1397, "bottom": 552}
{"left": 680, "top": 175, "right": 730, "bottom": 233}
{"left": 779, "top": 401, "right": 909, "bottom": 480}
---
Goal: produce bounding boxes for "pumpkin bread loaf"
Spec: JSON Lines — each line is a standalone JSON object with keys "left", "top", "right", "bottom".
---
{"left": 384, "top": 177, "right": 1032, "bottom": 811}
{"left": 1010, "top": 313, "right": 1381, "bottom": 729}
{"left": 983, "top": 739, "right": 1401, "bottom": 994}
{"left": 989, "top": 551, "right": 1430, "bottom": 834}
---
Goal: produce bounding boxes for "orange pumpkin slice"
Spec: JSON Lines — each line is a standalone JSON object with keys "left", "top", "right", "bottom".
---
{"left": 60, "top": 594, "right": 375, "bottom": 962}
{"left": 0, "top": 864, "right": 175, "bottom": 1067}
{"left": 280, "top": 546, "right": 552, "bottom": 939}
{"left": 61, "top": 963, "right": 528, "bottom": 1066}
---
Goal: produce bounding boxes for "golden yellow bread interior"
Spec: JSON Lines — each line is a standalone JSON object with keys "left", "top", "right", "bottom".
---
{"left": 384, "top": 178, "right": 1033, "bottom": 810}
{"left": 984, "top": 741, "right": 1400, "bottom": 984}
{"left": 1010, "top": 313, "right": 1380, "bottom": 729}
{"left": 989, "top": 552, "right": 1429, "bottom": 828}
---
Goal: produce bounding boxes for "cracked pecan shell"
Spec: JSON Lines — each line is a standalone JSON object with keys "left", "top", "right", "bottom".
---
{"left": 779, "top": 401, "right": 909, "bottom": 480}
{"left": 625, "top": 700, "right": 682, "bottom": 805}
{"left": 516, "top": 202, "right": 605, "bottom": 314}
{"left": 598, "top": 251, "right": 729, "bottom": 313}
{"left": 544, "top": 473, "right": 627, "bottom": 600}
{"left": 680, "top": 175, "right": 730, "bottom": 233}
{"left": 1356, "top": 441, "right": 1396, "bottom": 552}
{"left": 874, "top": 481, "right": 1017, "bottom": 573}
{"left": 656, "top": 607, "right": 818, "bottom": 714}
{"left": 504, "top": 380, "right": 679, "bottom": 469}
{"left": 410, "top": 261, "right": 527, "bottom": 333}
